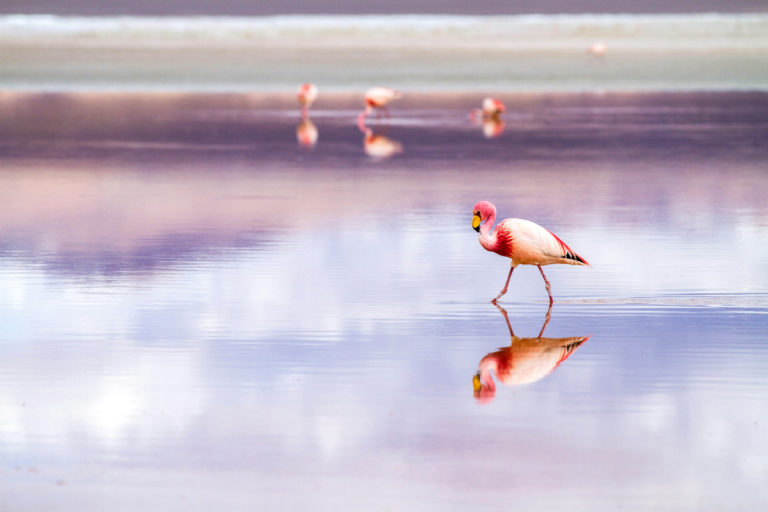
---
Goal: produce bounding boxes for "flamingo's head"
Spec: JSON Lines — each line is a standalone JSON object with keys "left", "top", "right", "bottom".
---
{"left": 472, "top": 200, "right": 496, "bottom": 232}
{"left": 472, "top": 370, "right": 497, "bottom": 404}
{"left": 298, "top": 83, "right": 318, "bottom": 105}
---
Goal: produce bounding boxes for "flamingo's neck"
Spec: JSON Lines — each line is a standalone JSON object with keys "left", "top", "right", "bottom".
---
{"left": 478, "top": 365, "right": 497, "bottom": 394}
{"left": 478, "top": 210, "right": 498, "bottom": 252}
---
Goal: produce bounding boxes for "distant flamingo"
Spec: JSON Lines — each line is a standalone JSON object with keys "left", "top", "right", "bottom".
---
{"left": 473, "top": 302, "right": 588, "bottom": 403}
{"left": 296, "top": 117, "right": 318, "bottom": 148}
{"left": 297, "top": 83, "right": 318, "bottom": 117}
{"left": 472, "top": 200, "right": 588, "bottom": 304}
{"left": 588, "top": 42, "right": 607, "bottom": 58}
{"left": 471, "top": 97, "right": 506, "bottom": 120}
{"left": 357, "top": 87, "right": 402, "bottom": 130}
{"left": 470, "top": 98, "right": 506, "bottom": 138}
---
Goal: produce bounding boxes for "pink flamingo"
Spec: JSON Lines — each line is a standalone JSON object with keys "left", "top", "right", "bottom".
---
{"left": 297, "top": 83, "right": 318, "bottom": 118}
{"left": 471, "top": 97, "right": 506, "bottom": 121}
{"left": 471, "top": 98, "right": 506, "bottom": 138}
{"left": 472, "top": 200, "right": 588, "bottom": 304}
{"left": 588, "top": 42, "right": 607, "bottom": 58}
{"left": 357, "top": 87, "right": 402, "bottom": 130}
{"left": 473, "top": 302, "right": 588, "bottom": 403}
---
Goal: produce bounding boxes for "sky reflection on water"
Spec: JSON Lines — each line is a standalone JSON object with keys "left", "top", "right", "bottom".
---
{"left": 1, "top": 92, "right": 767, "bottom": 510}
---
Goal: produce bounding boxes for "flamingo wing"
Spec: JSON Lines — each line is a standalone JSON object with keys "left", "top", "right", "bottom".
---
{"left": 500, "top": 218, "right": 588, "bottom": 266}
{"left": 365, "top": 87, "right": 402, "bottom": 107}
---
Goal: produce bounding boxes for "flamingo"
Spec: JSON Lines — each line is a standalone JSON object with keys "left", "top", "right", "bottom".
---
{"left": 357, "top": 87, "right": 402, "bottom": 130}
{"left": 588, "top": 42, "right": 607, "bottom": 58}
{"left": 472, "top": 200, "right": 588, "bottom": 304}
{"left": 297, "top": 83, "right": 318, "bottom": 117}
{"left": 471, "top": 97, "right": 506, "bottom": 120}
{"left": 473, "top": 303, "right": 588, "bottom": 403}
{"left": 470, "top": 98, "right": 506, "bottom": 138}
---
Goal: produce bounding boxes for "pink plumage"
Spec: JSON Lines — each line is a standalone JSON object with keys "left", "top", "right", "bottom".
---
{"left": 357, "top": 87, "right": 403, "bottom": 130}
{"left": 297, "top": 83, "right": 318, "bottom": 107}
{"left": 472, "top": 200, "right": 588, "bottom": 303}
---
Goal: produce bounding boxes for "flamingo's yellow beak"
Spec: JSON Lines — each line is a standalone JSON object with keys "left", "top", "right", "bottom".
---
{"left": 472, "top": 372, "right": 482, "bottom": 392}
{"left": 472, "top": 212, "right": 482, "bottom": 232}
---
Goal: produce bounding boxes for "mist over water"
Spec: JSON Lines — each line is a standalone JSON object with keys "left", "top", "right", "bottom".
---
{"left": 1, "top": 91, "right": 767, "bottom": 510}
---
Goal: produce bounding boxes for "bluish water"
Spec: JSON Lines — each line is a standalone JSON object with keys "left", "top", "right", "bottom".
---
{"left": 0, "top": 92, "right": 767, "bottom": 510}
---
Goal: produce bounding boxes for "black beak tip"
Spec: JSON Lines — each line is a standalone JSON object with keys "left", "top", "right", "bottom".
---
{"left": 473, "top": 225, "right": 480, "bottom": 232}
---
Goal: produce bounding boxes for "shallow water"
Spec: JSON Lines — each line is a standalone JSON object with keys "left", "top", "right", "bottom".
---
{"left": 1, "top": 92, "right": 767, "bottom": 510}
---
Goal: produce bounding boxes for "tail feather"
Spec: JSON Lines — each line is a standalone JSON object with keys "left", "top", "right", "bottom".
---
{"left": 563, "top": 251, "right": 589, "bottom": 266}
{"left": 546, "top": 228, "right": 589, "bottom": 266}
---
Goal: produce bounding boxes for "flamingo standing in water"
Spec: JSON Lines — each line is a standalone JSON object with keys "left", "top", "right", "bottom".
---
{"left": 297, "top": 83, "right": 318, "bottom": 118}
{"left": 473, "top": 303, "right": 588, "bottom": 403}
{"left": 357, "top": 87, "right": 402, "bottom": 130}
{"left": 472, "top": 201, "right": 588, "bottom": 304}
{"left": 471, "top": 97, "right": 506, "bottom": 120}
{"left": 471, "top": 98, "right": 506, "bottom": 138}
{"left": 588, "top": 42, "right": 607, "bottom": 58}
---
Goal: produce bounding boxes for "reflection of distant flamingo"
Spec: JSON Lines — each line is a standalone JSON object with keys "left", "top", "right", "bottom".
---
{"left": 357, "top": 87, "right": 402, "bottom": 130}
{"left": 472, "top": 201, "right": 589, "bottom": 304}
{"left": 297, "top": 83, "right": 318, "bottom": 118}
{"left": 473, "top": 303, "right": 588, "bottom": 403}
{"left": 361, "top": 125, "right": 402, "bottom": 159}
{"left": 480, "top": 118, "right": 505, "bottom": 139}
{"left": 296, "top": 117, "right": 318, "bottom": 148}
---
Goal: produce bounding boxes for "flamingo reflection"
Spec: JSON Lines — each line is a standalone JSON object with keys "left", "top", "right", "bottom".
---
{"left": 360, "top": 123, "right": 402, "bottom": 159}
{"left": 296, "top": 117, "right": 318, "bottom": 148}
{"left": 473, "top": 303, "right": 588, "bottom": 403}
{"left": 480, "top": 117, "right": 505, "bottom": 139}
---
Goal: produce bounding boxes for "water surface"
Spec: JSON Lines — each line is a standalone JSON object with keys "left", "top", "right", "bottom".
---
{"left": 1, "top": 92, "right": 767, "bottom": 510}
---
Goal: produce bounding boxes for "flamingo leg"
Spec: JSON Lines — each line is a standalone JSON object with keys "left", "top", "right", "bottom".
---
{"left": 537, "top": 302, "right": 553, "bottom": 338}
{"left": 493, "top": 302, "right": 515, "bottom": 337}
{"left": 538, "top": 265, "right": 554, "bottom": 306}
{"left": 492, "top": 266, "right": 515, "bottom": 303}
{"left": 357, "top": 110, "right": 369, "bottom": 133}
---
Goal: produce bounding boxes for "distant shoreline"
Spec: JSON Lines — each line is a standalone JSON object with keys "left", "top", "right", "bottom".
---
{"left": 2, "top": 14, "right": 766, "bottom": 93}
